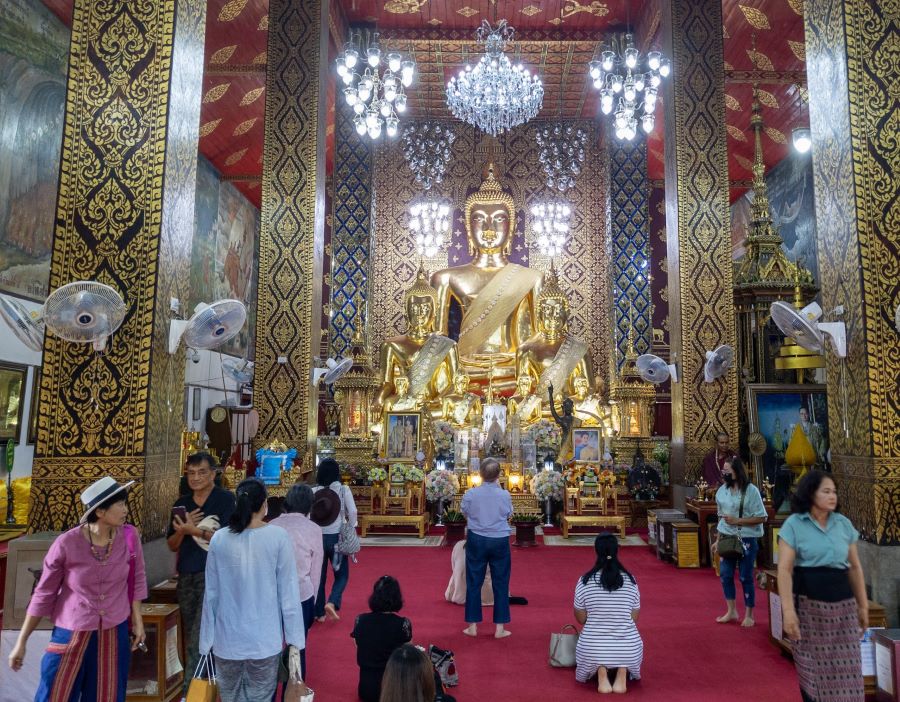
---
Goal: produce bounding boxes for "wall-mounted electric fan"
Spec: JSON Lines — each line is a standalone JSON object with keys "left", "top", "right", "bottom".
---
{"left": 169, "top": 300, "right": 247, "bottom": 353}
{"left": 636, "top": 354, "right": 678, "bottom": 384}
{"left": 703, "top": 344, "right": 735, "bottom": 383}
{"left": 222, "top": 357, "right": 254, "bottom": 384}
{"left": 41, "top": 281, "right": 127, "bottom": 352}
{"left": 0, "top": 296, "right": 44, "bottom": 352}
{"left": 311, "top": 357, "right": 353, "bottom": 386}
{"left": 769, "top": 301, "right": 847, "bottom": 358}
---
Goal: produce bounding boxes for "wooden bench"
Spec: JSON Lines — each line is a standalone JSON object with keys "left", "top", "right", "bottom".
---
{"left": 359, "top": 513, "right": 429, "bottom": 538}
{"left": 561, "top": 515, "right": 626, "bottom": 538}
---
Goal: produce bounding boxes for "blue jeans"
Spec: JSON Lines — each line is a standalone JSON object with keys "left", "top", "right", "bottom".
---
{"left": 719, "top": 537, "right": 759, "bottom": 608}
{"left": 315, "top": 532, "right": 349, "bottom": 617}
{"left": 465, "top": 531, "right": 511, "bottom": 625}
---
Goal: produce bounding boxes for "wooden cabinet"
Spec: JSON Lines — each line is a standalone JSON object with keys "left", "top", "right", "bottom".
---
{"left": 127, "top": 603, "right": 183, "bottom": 702}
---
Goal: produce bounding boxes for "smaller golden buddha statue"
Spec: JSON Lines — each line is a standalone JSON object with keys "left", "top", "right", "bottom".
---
{"left": 382, "top": 374, "right": 424, "bottom": 413}
{"left": 434, "top": 373, "right": 483, "bottom": 428}
{"left": 517, "top": 263, "right": 594, "bottom": 401}
{"left": 375, "top": 265, "right": 460, "bottom": 415}
{"left": 507, "top": 374, "right": 543, "bottom": 425}
{"left": 572, "top": 376, "right": 613, "bottom": 436}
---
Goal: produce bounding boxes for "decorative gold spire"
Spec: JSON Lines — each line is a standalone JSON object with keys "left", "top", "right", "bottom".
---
{"left": 404, "top": 263, "right": 438, "bottom": 307}
{"left": 537, "top": 260, "right": 567, "bottom": 306}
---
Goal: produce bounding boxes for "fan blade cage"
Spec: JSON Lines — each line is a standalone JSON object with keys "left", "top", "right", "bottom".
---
{"left": 0, "top": 297, "right": 44, "bottom": 352}
{"left": 183, "top": 300, "right": 247, "bottom": 350}
{"left": 636, "top": 354, "right": 670, "bottom": 384}
{"left": 770, "top": 302, "right": 824, "bottom": 353}
{"left": 43, "top": 281, "right": 126, "bottom": 343}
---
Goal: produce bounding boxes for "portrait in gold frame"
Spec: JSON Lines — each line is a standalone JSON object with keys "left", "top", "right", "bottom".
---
{"left": 384, "top": 412, "right": 421, "bottom": 462}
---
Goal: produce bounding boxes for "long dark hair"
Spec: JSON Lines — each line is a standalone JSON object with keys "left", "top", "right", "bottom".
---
{"left": 581, "top": 532, "right": 635, "bottom": 591}
{"left": 316, "top": 458, "right": 341, "bottom": 486}
{"left": 791, "top": 469, "right": 837, "bottom": 514}
{"left": 379, "top": 644, "right": 435, "bottom": 702}
{"left": 229, "top": 478, "right": 267, "bottom": 534}
{"left": 724, "top": 455, "right": 750, "bottom": 491}
{"left": 369, "top": 575, "right": 404, "bottom": 613}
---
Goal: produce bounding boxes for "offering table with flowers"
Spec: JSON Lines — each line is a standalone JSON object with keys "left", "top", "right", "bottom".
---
{"left": 560, "top": 465, "right": 627, "bottom": 538}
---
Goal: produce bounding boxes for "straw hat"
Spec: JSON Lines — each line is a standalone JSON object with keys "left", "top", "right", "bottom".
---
{"left": 79, "top": 476, "right": 135, "bottom": 524}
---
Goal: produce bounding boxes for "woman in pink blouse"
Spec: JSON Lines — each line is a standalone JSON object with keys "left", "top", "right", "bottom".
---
{"left": 7, "top": 477, "right": 148, "bottom": 701}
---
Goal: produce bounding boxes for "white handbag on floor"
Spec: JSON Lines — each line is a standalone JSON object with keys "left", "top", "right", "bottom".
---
{"left": 548, "top": 624, "right": 579, "bottom": 667}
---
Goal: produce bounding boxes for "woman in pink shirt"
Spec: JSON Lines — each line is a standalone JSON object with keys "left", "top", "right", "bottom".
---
{"left": 7, "top": 477, "right": 148, "bottom": 701}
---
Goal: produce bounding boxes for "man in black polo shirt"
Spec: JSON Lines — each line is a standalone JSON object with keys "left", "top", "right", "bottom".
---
{"left": 167, "top": 451, "right": 235, "bottom": 692}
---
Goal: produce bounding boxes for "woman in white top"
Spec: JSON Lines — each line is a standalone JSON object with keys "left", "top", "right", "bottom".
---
{"left": 200, "top": 478, "right": 306, "bottom": 702}
{"left": 574, "top": 533, "right": 642, "bottom": 694}
{"left": 312, "top": 458, "right": 358, "bottom": 622}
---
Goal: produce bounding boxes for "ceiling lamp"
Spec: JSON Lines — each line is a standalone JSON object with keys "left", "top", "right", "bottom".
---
{"left": 337, "top": 30, "right": 415, "bottom": 140}
{"left": 401, "top": 123, "right": 456, "bottom": 191}
{"left": 409, "top": 199, "right": 451, "bottom": 258}
{"left": 530, "top": 200, "right": 572, "bottom": 258}
{"left": 536, "top": 124, "right": 587, "bottom": 193}
{"left": 446, "top": 20, "right": 544, "bottom": 136}
{"left": 588, "top": 34, "right": 670, "bottom": 141}
{"left": 792, "top": 127, "right": 812, "bottom": 153}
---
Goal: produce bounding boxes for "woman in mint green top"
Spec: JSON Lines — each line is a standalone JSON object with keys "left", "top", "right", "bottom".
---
{"left": 712, "top": 457, "right": 767, "bottom": 627}
{"left": 777, "top": 470, "right": 867, "bottom": 702}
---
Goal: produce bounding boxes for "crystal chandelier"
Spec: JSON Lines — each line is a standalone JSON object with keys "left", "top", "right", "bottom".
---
{"left": 536, "top": 124, "right": 587, "bottom": 193}
{"left": 337, "top": 30, "right": 415, "bottom": 140}
{"left": 530, "top": 200, "right": 572, "bottom": 258}
{"left": 409, "top": 199, "right": 451, "bottom": 258}
{"left": 446, "top": 20, "right": 544, "bottom": 136}
{"left": 588, "top": 34, "right": 670, "bottom": 140}
{"left": 401, "top": 123, "right": 456, "bottom": 191}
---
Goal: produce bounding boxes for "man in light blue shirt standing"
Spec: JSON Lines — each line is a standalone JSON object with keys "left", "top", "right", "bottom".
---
{"left": 461, "top": 457, "right": 513, "bottom": 639}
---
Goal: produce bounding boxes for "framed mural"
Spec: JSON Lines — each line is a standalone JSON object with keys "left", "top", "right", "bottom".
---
{"left": 384, "top": 412, "right": 420, "bottom": 462}
{"left": 0, "top": 1, "right": 69, "bottom": 300}
{"left": 0, "top": 362, "right": 27, "bottom": 441}
{"left": 573, "top": 427, "right": 602, "bottom": 463}
{"left": 746, "top": 384, "right": 829, "bottom": 484}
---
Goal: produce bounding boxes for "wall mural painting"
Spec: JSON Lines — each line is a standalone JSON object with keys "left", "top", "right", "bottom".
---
{"left": 731, "top": 154, "right": 819, "bottom": 283}
{"left": 0, "top": 0, "right": 69, "bottom": 300}
{"left": 190, "top": 157, "right": 261, "bottom": 358}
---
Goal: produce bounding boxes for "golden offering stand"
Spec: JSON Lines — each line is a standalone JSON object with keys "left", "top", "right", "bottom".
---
{"left": 332, "top": 324, "right": 380, "bottom": 475}
{"left": 609, "top": 325, "right": 657, "bottom": 463}
{"left": 561, "top": 470, "right": 626, "bottom": 538}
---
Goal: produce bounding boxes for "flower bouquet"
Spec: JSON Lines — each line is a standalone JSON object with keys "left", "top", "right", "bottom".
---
{"left": 530, "top": 470, "right": 566, "bottom": 502}
{"left": 341, "top": 463, "right": 365, "bottom": 484}
{"left": 432, "top": 420, "right": 454, "bottom": 458}
{"left": 402, "top": 465, "right": 425, "bottom": 483}
{"left": 425, "top": 469, "right": 459, "bottom": 502}
{"left": 527, "top": 419, "right": 562, "bottom": 461}
{"left": 599, "top": 469, "right": 616, "bottom": 485}
{"left": 367, "top": 465, "right": 387, "bottom": 483}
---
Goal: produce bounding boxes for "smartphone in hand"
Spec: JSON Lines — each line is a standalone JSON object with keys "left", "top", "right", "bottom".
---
{"left": 172, "top": 506, "right": 188, "bottom": 522}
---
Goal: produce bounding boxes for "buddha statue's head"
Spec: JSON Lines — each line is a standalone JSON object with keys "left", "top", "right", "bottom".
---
{"left": 464, "top": 163, "right": 517, "bottom": 257}
{"left": 515, "top": 374, "right": 534, "bottom": 396}
{"left": 404, "top": 264, "right": 438, "bottom": 337}
{"left": 394, "top": 374, "right": 410, "bottom": 397}
{"left": 573, "top": 376, "right": 590, "bottom": 400}
{"left": 453, "top": 373, "right": 471, "bottom": 394}
{"left": 536, "top": 264, "right": 569, "bottom": 340}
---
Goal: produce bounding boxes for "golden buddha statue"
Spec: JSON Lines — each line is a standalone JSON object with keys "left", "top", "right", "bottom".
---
{"left": 430, "top": 163, "right": 541, "bottom": 391}
{"left": 376, "top": 264, "right": 460, "bottom": 414}
{"left": 507, "top": 373, "right": 542, "bottom": 425}
{"left": 433, "top": 373, "right": 483, "bottom": 428}
{"left": 382, "top": 374, "right": 424, "bottom": 413}
{"left": 572, "top": 375, "right": 613, "bottom": 435}
{"left": 516, "top": 263, "right": 594, "bottom": 401}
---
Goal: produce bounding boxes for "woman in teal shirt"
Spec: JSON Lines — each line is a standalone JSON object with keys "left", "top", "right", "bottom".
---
{"left": 712, "top": 457, "right": 767, "bottom": 627}
{"left": 777, "top": 470, "right": 867, "bottom": 702}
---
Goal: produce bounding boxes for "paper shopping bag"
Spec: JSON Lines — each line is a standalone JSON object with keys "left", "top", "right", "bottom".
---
{"left": 186, "top": 654, "right": 218, "bottom": 702}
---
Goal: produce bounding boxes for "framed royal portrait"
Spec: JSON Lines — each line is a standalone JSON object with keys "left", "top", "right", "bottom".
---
{"left": 572, "top": 427, "right": 602, "bottom": 463}
{"left": 384, "top": 412, "right": 421, "bottom": 462}
{"left": 746, "top": 384, "right": 829, "bottom": 485}
{"left": 0, "top": 362, "right": 26, "bottom": 442}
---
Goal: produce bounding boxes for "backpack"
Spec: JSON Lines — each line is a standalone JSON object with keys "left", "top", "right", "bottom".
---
{"left": 429, "top": 644, "right": 458, "bottom": 687}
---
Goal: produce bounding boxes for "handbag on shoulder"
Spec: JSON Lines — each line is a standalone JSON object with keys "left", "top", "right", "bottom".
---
{"left": 716, "top": 488, "right": 746, "bottom": 560}
{"left": 186, "top": 654, "right": 217, "bottom": 702}
{"left": 548, "top": 624, "right": 579, "bottom": 667}
{"left": 336, "top": 486, "right": 361, "bottom": 558}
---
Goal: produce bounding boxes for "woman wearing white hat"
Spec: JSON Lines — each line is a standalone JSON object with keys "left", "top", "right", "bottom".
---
{"left": 7, "top": 476, "right": 148, "bottom": 701}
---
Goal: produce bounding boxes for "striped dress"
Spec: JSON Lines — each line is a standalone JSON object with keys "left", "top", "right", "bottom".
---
{"left": 573, "top": 575, "right": 643, "bottom": 682}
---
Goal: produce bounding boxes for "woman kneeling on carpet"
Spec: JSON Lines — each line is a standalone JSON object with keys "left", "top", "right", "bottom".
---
{"left": 353, "top": 575, "right": 413, "bottom": 702}
{"left": 573, "top": 532, "right": 642, "bottom": 694}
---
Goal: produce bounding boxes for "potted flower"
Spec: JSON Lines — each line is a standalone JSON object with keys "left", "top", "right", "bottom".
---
{"left": 442, "top": 509, "right": 466, "bottom": 546}
{"left": 367, "top": 465, "right": 387, "bottom": 485}
{"left": 425, "top": 469, "right": 459, "bottom": 525}
{"left": 511, "top": 512, "right": 540, "bottom": 547}
{"left": 527, "top": 419, "right": 562, "bottom": 464}
{"left": 531, "top": 469, "right": 566, "bottom": 526}
{"left": 652, "top": 441, "right": 670, "bottom": 484}
{"left": 403, "top": 465, "right": 425, "bottom": 484}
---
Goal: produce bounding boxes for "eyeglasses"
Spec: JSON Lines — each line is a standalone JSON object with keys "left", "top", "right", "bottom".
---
{"left": 186, "top": 469, "right": 212, "bottom": 478}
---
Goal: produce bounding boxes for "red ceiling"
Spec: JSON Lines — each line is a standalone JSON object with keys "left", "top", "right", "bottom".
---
{"left": 42, "top": 0, "right": 807, "bottom": 205}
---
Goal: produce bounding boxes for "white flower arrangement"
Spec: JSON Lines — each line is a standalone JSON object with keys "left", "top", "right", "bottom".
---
{"left": 403, "top": 465, "right": 426, "bottom": 483}
{"left": 432, "top": 420, "right": 454, "bottom": 455}
{"left": 531, "top": 469, "right": 566, "bottom": 501}
{"left": 425, "top": 469, "right": 459, "bottom": 502}
{"left": 368, "top": 466, "right": 387, "bottom": 483}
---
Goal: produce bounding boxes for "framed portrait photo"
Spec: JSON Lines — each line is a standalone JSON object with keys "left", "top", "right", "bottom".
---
{"left": 746, "top": 384, "right": 829, "bottom": 485}
{"left": 384, "top": 412, "right": 421, "bottom": 462}
{"left": 573, "top": 427, "right": 602, "bottom": 463}
{"left": 0, "top": 362, "right": 26, "bottom": 442}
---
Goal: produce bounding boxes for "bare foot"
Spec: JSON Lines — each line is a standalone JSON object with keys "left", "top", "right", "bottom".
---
{"left": 324, "top": 603, "right": 340, "bottom": 621}
{"left": 598, "top": 667, "right": 612, "bottom": 694}
{"left": 741, "top": 616, "right": 755, "bottom": 628}
{"left": 494, "top": 626, "right": 511, "bottom": 639}
{"left": 314, "top": 616, "right": 326, "bottom": 623}
{"left": 716, "top": 612, "right": 738, "bottom": 623}
{"left": 463, "top": 624, "right": 477, "bottom": 637}
{"left": 612, "top": 668, "right": 627, "bottom": 694}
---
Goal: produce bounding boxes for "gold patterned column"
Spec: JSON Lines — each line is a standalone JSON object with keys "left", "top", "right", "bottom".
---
{"left": 804, "top": 0, "right": 899, "bottom": 549}
{"left": 31, "top": 0, "right": 207, "bottom": 537}
{"left": 661, "top": 0, "right": 739, "bottom": 485}
{"left": 254, "top": 0, "right": 330, "bottom": 458}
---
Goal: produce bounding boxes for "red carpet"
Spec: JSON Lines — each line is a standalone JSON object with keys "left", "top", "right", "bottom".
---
{"left": 305, "top": 540, "right": 799, "bottom": 701}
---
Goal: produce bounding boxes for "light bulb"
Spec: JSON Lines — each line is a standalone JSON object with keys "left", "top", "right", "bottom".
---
{"left": 345, "top": 47, "right": 358, "bottom": 69}
{"left": 589, "top": 61, "right": 602, "bottom": 80}
{"left": 366, "top": 111, "right": 377, "bottom": 128}
{"left": 344, "top": 87, "right": 357, "bottom": 105}
{"left": 601, "top": 92, "right": 614, "bottom": 115}
{"left": 642, "top": 114, "right": 654, "bottom": 133}
{"left": 601, "top": 50, "right": 615, "bottom": 72}
{"left": 367, "top": 45, "right": 381, "bottom": 67}
{"left": 336, "top": 58, "right": 347, "bottom": 77}
{"left": 355, "top": 117, "right": 366, "bottom": 135}
{"left": 353, "top": 101, "right": 365, "bottom": 115}
{"left": 386, "top": 117, "right": 398, "bottom": 137}
{"left": 395, "top": 93, "right": 407, "bottom": 112}
{"left": 612, "top": 75, "right": 623, "bottom": 93}
{"left": 624, "top": 84, "right": 636, "bottom": 102}
{"left": 401, "top": 60, "right": 415, "bottom": 86}
{"left": 624, "top": 46, "right": 639, "bottom": 69}
{"left": 792, "top": 127, "right": 812, "bottom": 153}
{"left": 659, "top": 59, "right": 671, "bottom": 77}
{"left": 341, "top": 72, "right": 353, "bottom": 86}
{"left": 387, "top": 52, "right": 402, "bottom": 73}
{"left": 634, "top": 75, "right": 645, "bottom": 92}
{"left": 357, "top": 87, "right": 370, "bottom": 103}
{"left": 647, "top": 52, "right": 661, "bottom": 71}
{"left": 649, "top": 73, "right": 661, "bottom": 88}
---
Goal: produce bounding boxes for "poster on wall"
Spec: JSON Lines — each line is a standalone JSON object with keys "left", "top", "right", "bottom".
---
{"left": 190, "top": 157, "right": 260, "bottom": 358}
{"left": 746, "top": 384, "right": 829, "bottom": 484}
{"left": 0, "top": 1, "right": 69, "bottom": 300}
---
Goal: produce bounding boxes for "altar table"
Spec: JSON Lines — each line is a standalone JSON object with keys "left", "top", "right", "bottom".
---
{"left": 560, "top": 515, "right": 626, "bottom": 538}
{"left": 685, "top": 498, "right": 776, "bottom": 567}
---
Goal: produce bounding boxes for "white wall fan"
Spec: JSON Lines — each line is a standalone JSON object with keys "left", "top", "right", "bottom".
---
{"left": 169, "top": 300, "right": 247, "bottom": 354}
{"left": 769, "top": 301, "right": 847, "bottom": 358}
{"left": 311, "top": 356, "right": 353, "bottom": 386}
{"left": 222, "top": 357, "right": 254, "bottom": 385}
{"left": 5, "top": 281, "right": 127, "bottom": 352}
{"left": 635, "top": 354, "right": 678, "bottom": 384}
{"left": 703, "top": 344, "right": 735, "bottom": 383}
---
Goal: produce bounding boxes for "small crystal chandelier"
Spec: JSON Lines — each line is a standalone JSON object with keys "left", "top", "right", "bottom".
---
{"left": 536, "top": 124, "right": 587, "bottom": 193}
{"left": 401, "top": 123, "right": 456, "bottom": 191}
{"left": 409, "top": 199, "right": 451, "bottom": 258}
{"left": 530, "top": 200, "right": 572, "bottom": 258}
{"left": 337, "top": 30, "right": 415, "bottom": 140}
{"left": 588, "top": 34, "right": 670, "bottom": 140}
{"left": 446, "top": 20, "right": 544, "bottom": 136}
